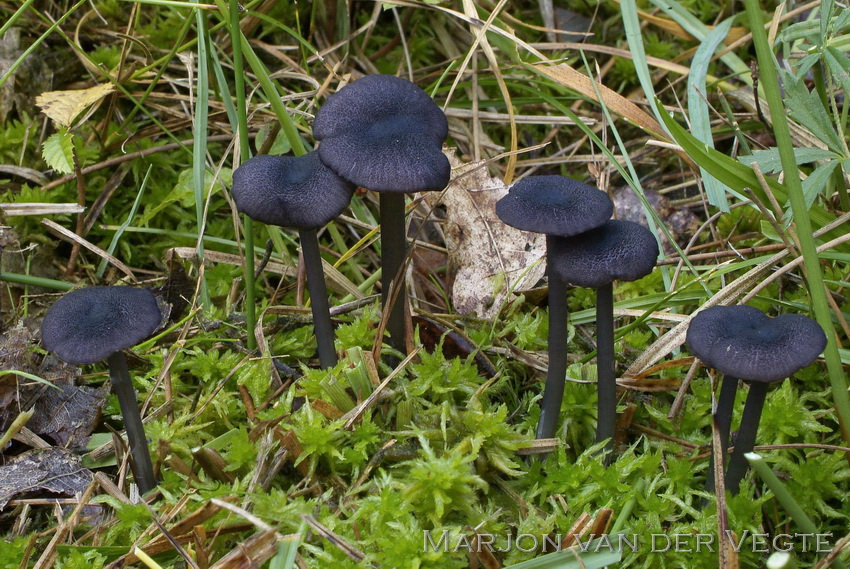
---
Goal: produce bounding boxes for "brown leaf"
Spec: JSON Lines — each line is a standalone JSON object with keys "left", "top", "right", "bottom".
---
{"left": 0, "top": 447, "right": 93, "bottom": 509}
{"left": 1, "top": 325, "right": 105, "bottom": 450}
{"left": 429, "top": 152, "right": 546, "bottom": 319}
{"left": 25, "top": 380, "right": 107, "bottom": 449}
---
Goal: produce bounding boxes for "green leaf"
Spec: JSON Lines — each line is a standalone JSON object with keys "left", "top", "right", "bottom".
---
{"left": 781, "top": 69, "right": 844, "bottom": 153}
{"left": 824, "top": 46, "right": 850, "bottom": 99}
{"left": 802, "top": 159, "right": 839, "bottom": 208}
{"left": 759, "top": 220, "right": 781, "bottom": 242}
{"left": 739, "top": 147, "right": 839, "bottom": 173}
{"left": 42, "top": 130, "right": 75, "bottom": 174}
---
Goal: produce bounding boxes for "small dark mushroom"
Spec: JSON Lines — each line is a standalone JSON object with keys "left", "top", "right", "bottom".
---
{"left": 231, "top": 151, "right": 355, "bottom": 369}
{"left": 687, "top": 305, "right": 827, "bottom": 495}
{"left": 495, "top": 175, "right": 613, "bottom": 441}
{"left": 41, "top": 286, "right": 162, "bottom": 494}
{"left": 313, "top": 74, "right": 451, "bottom": 353}
{"left": 548, "top": 219, "right": 659, "bottom": 451}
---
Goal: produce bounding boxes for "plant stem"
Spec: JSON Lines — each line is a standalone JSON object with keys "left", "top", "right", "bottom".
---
{"left": 747, "top": 452, "right": 846, "bottom": 569}
{"left": 299, "top": 228, "right": 338, "bottom": 369}
{"left": 595, "top": 282, "right": 616, "bottom": 453}
{"left": 705, "top": 375, "right": 738, "bottom": 494}
{"left": 229, "top": 0, "right": 257, "bottom": 351}
{"left": 745, "top": 0, "right": 850, "bottom": 456}
{"left": 193, "top": 6, "right": 211, "bottom": 309}
{"left": 537, "top": 238, "right": 569, "bottom": 440}
{"left": 725, "top": 380, "right": 769, "bottom": 495}
{"left": 379, "top": 192, "right": 408, "bottom": 354}
{"left": 107, "top": 352, "right": 156, "bottom": 495}
{"left": 0, "top": 272, "right": 73, "bottom": 291}
{"left": 243, "top": 219, "right": 257, "bottom": 349}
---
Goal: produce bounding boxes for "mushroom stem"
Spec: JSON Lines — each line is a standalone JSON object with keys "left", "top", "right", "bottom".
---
{"left": 106, "top": 352, "right": 157, "bottom": 495}
{"left": 725, "top": 381, "right": 770, "bottom": 495}
{"left": 537, "top": 240, "right": 569, "bottom": 441}
{"left": 705, "top": 375, "right": 739, "bottom": 494}
{"left": 379, "top": 192, "right": 408, "bottom": 353}
{"left": 299, "top": 228, "right": 338, "bottom": 369}
{"left": 595, "top": 283, "right": 616, "bottom": 452}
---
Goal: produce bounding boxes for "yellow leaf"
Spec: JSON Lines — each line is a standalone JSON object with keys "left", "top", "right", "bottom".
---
{"left": 35, "top": 83, "right": 115, "bottom": 128}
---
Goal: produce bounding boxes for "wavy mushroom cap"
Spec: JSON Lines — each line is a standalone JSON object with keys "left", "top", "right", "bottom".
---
{"left": 495, "top": 175, "right": 613, "bottom": 237}
{"left": 547, "top": 220, "right": 659, "bottom": 288}
{"left": 41, "top": 286, "right": 162, "bottom": 365}
{"left": 231, "top": 152, "right": 355, "bottom": 229}
{"left": 312, "top": 74, "right": 451, "bottom": 193}
{"left": 686, "top": 305, "right": 827, "bottom": 383}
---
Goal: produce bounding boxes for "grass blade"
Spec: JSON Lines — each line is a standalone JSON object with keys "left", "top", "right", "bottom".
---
{"left": 193, "top": 2, "right": 211, "bottom": 307}
{"left": 647, "top": 0, "right": 750, "bottom": 83}
{"left": 744, "top": 0, "right": 850, "bottom": 452}
{"left": 687, "top": 18, "right": 734, "bottom": 211}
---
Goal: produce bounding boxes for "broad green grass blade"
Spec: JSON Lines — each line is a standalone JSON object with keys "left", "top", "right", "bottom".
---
{"left": 744, "top": 0, "right": 850, "bottom": 450}
{"left": 193, "top": 3, "right": 211, "bottom": 308}
{"left": 647, "top": 0, "right": 750, "bottom": 83}
{"left": 687, "top": 18, "right": 734, "bottom": 212}
{"left": 270, "top": 533, "right": 301, "bottom": 569}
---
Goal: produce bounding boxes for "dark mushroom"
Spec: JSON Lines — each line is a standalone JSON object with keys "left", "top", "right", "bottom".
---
{"left": 41, "top": 286, "right": 162, "bottom": 494}
{"left": 312, "top": 74, "right": 451, "bottom": 354}
{"left": 686, "top": 305, "right": 827, "bottom": 495}
{"left": 686, "top": 304, "right": 756, "bottom": 495}
{"left": 495, "top": 175, "right": 614, "bottom": 441}
{"left": 231, "top": 151, "right": 355, "bottom": 369}
{"left": 548, "top": 219, "right": 659, "bottom": 452}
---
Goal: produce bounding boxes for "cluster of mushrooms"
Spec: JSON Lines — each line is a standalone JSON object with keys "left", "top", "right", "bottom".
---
{"left": 687, "top": 305, "right": 827, "bottom": 495}
{"left": 37, "top": 74, "right": 828, "bottom": 500}
{"left": 232, "top": 74, "right": 451, "bottom": 365}
{"left": 495, "top": 176, "right": 658, "bottom": 447}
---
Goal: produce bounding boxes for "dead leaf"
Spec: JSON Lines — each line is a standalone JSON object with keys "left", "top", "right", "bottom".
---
{"left": 35, "top": 83, "right": 115, "bottom": 128}
{"left": 533, "top": 62, "right": 668, "bottom": 140}
{"left": 25, "top": 381, "right": 107, "bottom": 450}
{"left": 428, "top": 152, "right": 546, "bottom": 319}
{"left": 0, "top": 447, "right": 93, "bottom": 509}
{"left": 1, "top": 325, "right": 104, "bottom": 451}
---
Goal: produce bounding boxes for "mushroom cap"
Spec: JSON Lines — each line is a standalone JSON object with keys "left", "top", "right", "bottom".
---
{"left": 312, "top": 74, "right": 451, "bottom": 193}
{"left": 495, "top": 175, "right": 614, "bottom": 237}
{"left": 686, "top": 305, "right": 827, "bottom": 383}
{"left": 547, "top": 219, "right": 659, "bottom": 288}
{"left": 41, "top": 286, "right": 162, "bottom": 365}
{"left": 231, "top": 151, "right": 355, "bottom": 230}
